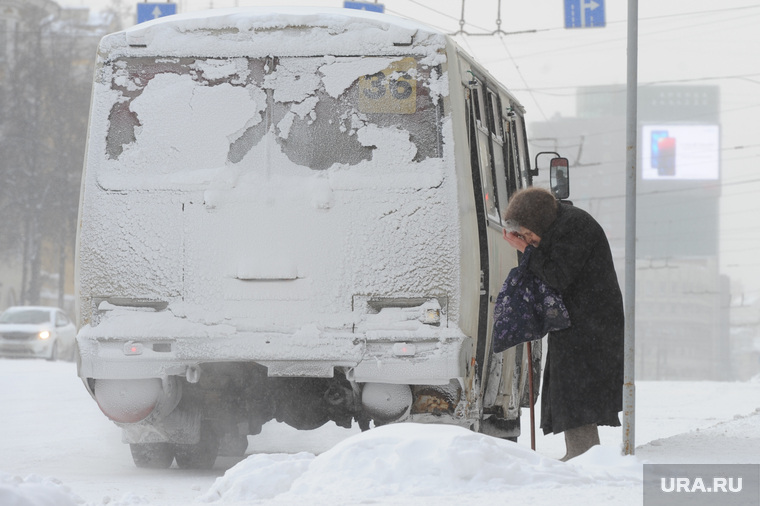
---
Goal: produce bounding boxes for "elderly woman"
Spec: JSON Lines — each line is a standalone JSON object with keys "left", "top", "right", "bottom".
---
{"left": 502, "top": 187, "right": 624, "bottom": 461}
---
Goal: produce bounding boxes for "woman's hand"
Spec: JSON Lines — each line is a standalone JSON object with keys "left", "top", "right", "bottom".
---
{"left": 503, "top": 228, "right": 528, "bottom": 252}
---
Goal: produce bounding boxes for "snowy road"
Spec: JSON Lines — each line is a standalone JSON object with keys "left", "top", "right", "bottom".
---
{"left": 1, "top": 359, "right": 759, "bottom": 505}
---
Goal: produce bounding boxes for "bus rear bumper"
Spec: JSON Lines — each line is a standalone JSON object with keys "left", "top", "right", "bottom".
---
{"left": 76, "top": 328, "right": 473, "bottom": 386}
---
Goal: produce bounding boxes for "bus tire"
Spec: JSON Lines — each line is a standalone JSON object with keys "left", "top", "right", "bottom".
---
{"left": 174, "top": 426, "right": 219, "bottom": 470}
{"left": 130, "top": 442, "right": 174, "bottom": 469}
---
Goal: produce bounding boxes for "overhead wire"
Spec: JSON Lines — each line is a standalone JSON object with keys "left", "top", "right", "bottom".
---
{"left": 465, "top": 6, "right": 760, "bottom": 70}
{"left": 510, "top": 72, "right": 760, "bottom": 95}
{"left": 495, "top": 34, "right": 552, "bottom": 124}
{"left": 396, "top": 0, "right": 760, "bottom": 36}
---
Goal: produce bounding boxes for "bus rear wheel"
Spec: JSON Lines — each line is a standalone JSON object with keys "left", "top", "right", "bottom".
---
{"left": 130, "top": 442, "right": 175, "bottom": 469}
{"left": 174, "top": 426, "right": 219, "bottom": 469}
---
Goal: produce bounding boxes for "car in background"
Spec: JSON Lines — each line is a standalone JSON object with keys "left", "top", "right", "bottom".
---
{"left": 0, "top": 306, "right": 77, "bottom": 361}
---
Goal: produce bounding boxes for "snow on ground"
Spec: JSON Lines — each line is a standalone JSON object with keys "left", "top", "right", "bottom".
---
{"left": 1, "top": 359, "right": 759, "bottom": 505}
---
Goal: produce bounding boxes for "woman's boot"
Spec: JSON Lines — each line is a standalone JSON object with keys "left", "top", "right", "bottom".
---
{"left": 560, "top": 423, "right": 600, "bottom": 461}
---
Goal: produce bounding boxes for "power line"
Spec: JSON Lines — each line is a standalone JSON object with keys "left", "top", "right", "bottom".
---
{"left": 495, "top": 34, "right": 551, "bottom": 124}
{"left": 509, "top": 73, "right": 760, "bottom": 94}
{"left": 479, "top": 8, "right": 760, "bottom": 64}
{"left": 401, "top": 0, "right": 461, "bottom": 24}
{"left": 398, "top": 0, "right": 760, "bottom": 36}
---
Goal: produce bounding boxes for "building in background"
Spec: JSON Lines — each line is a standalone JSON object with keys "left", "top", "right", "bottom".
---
{"left": 729, "top": 292, "right": 760, "bottom": 381}
{"left": 530, "top": 84, "right": 744, "bottom": 380}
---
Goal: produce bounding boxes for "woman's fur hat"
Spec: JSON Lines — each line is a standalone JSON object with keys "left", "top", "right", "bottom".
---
{"left": 503, "top": 187, "right": 558, "bottom": 237}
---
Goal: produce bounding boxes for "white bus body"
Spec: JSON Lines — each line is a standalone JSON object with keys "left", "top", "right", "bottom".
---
{"left": 76, "top": 7, "right": 539, "bottom": 468}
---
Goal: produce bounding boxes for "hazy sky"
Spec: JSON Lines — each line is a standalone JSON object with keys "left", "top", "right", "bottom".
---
{"left": 59, "top": 0, "right": 760, "bottom": 299}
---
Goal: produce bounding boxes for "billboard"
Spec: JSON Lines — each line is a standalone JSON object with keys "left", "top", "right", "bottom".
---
{"left": 641, "top": 124, "right": 720, "bottom": 180}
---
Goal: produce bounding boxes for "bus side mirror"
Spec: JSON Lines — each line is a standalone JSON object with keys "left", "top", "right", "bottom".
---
{"left": 550, "top": 157, "right": 570, "bottom": 200}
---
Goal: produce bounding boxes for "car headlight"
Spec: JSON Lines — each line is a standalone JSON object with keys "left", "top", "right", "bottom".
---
{"left": 38, "top": 330, "right": 51, "bottom": 340}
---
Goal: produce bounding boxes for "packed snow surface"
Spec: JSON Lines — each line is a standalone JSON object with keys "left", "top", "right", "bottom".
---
{"left": 2, "top": 359, "right": 759, "bottom": 505}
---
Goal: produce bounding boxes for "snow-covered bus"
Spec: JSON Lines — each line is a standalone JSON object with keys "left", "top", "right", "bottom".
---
{"left": 75, "top": 7, "right": 543, "bottom": 469}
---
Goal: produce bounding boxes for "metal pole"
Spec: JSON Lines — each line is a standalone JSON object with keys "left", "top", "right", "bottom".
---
{"left": 527, "top": 341, "right": 536, "bottom": 451}
{"left": 623, "top": 0, "right": 638, "bottom": 456}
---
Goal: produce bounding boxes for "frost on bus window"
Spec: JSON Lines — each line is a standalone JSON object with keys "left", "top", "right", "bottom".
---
{"left": 266, "top": 56, "right": 442, "bottom": 170}
{"left": 103, "top": 56, "right": 442, "bottom": 174}
{"left": 104, "top": 56, "right": 266, "bottom": 167}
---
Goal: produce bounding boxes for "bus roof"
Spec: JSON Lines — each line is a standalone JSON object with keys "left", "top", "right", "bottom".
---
{"left": 101, "top": 7, "right": 448, "bottom": 60}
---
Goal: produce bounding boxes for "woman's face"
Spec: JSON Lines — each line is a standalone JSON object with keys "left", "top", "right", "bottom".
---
{"left": 517, "top": 227, "right": 542, "bottom": 247}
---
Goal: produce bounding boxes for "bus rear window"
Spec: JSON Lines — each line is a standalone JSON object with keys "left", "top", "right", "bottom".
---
{"left": 103, "top": 55, "right": 443, "bottom": 175}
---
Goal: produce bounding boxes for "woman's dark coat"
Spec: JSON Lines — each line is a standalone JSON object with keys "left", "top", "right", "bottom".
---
{"left": 527, "top": 202, "right": 624, "bottom": 435}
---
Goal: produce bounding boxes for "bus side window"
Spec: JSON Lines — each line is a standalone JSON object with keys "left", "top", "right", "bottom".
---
{"left": 487, "top": 90, "right": 509, "bottom": 220}
{"left": 503, "top": 116, "right": 519, "bottom": 197}
{"left": 512, "top": 112, "right": 532, "bottom": 188}
{"left": 472, "top": 86, "right": 483, "bottom": 126}
{"left": 471, "top": 86, "right": 500, "bottom": 224}
{"left": 504, "top": 104, "right": 528, "bottom": 196}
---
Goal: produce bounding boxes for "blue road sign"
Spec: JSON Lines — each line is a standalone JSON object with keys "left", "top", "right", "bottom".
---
{"left": 344, "top": 1, "right": 385, "bottom": 13}
{"left": 564, "top": 0, "right": 605, "bottom": 28}
{"left": 137, "top": 3, "right": 177, "bottom": 24}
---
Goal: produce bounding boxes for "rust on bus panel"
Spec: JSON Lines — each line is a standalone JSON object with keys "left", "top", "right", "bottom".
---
{"left": 411, "top": 382, "right": 461, "bottom": 415}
